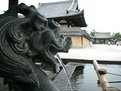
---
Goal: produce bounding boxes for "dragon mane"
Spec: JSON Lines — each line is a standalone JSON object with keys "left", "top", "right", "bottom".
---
{"left": 0, "top": 15, "right": 39, "bottom": 86}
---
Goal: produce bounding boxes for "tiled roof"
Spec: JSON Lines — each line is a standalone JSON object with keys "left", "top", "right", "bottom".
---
{"left": 37, "top": 0, "right": 87, "bottom": 27}
{"left": 61, "top": 30, "right": 83, "bottom": 36}
{"left": 37, "top": 0, "right": 80, "bottom": 18}
{"left": 61, "top": 29, "right": 91, "bottom": 40}
{"left": 93, "top": 32, "right": 112, "bottom": 38}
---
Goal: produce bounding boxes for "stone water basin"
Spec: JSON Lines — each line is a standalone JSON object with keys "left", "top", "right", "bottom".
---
{"left": 53, "top": 62, "right": 121, "bottom": 91}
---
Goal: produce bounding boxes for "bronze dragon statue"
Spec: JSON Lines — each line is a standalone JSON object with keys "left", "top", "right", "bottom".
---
{"left": 0, "top": 3, "right": 72, "bottom": 91}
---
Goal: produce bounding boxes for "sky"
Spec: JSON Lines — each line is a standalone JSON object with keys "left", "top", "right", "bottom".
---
{"left": 1, "top": 0, "right": 121, "bottom": 34}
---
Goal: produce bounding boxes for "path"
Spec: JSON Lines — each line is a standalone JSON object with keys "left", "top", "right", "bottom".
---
{"left": 58, "top": 44, "right": 121, "bottom": 61}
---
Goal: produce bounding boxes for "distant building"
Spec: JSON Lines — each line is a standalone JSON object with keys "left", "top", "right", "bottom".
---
{"left": 92, "top": 32, "right": 113, "bottom": 44}
{"left": 37, "top": 0, "right": 92, "bottom": 48}
{"left": 61, "top": 28, "right": 92, "bottom": 48}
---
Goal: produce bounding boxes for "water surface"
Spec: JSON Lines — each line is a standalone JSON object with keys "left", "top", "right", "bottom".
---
{"left": 70, "top": 64, "right": 121, "bottom": 91}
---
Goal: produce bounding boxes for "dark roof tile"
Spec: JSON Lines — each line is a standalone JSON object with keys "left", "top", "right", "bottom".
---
{"left": 37, "top": 0, "right": 87, "bottom": 27}
{"left": 37, "top": 0, "right": 80, "bottom": 18}
{"left": 93, "top": 32, "right": 112, "bottom": 38}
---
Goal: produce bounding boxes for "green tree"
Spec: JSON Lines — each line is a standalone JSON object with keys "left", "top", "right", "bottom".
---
{"left": 113, "top": 32, "right": 121, "bottom": 40}
{"left": 80, "top": 29, "right": 89, "bottom": 36}
{"left": 90, "top": 30, "right": 95, "bottom": 36}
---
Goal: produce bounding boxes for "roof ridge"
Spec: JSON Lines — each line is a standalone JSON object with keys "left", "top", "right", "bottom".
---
{"left": 38, "top": 0, "right": 71, "bottom": 6}
{"left": 95, "top": 32, "right": 111, "bottom": 33}
{"left": 67, "top": 0, "right": 78, "bottom": 13}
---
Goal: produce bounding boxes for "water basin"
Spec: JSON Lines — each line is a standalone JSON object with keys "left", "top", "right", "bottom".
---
{"left": 53, "top": 62, "right": 121, "bottom": 91}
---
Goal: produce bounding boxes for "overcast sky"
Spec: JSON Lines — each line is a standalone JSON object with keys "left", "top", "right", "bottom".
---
{"left": 1, "top": 0, "right": 121, "bottom": 34}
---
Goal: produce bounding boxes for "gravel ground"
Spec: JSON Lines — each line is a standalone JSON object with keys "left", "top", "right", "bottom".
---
{"left": 58, "top": 44, "right": 121, "bottom": 61}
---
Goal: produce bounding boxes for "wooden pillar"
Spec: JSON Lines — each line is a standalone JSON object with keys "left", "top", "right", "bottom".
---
{"left": 93, "top": 60, "right": 120, "bottom": 91}
{"left": 81, "top": 36, "right": 83, "bottom": 48}
{"left": 9, "top": 0, "right": 18, "bottom": 9}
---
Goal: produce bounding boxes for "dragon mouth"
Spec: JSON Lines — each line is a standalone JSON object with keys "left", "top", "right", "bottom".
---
{"left": 36, "top": 36, "right": 72, "bottom": 73}
{"left": 45, "top": 44, "right": 60, "bottom": 63}
{"left": 45, "top": 36, "right": 72, "bottom": 62}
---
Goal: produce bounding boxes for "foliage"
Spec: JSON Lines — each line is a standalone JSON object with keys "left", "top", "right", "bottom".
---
{"left": 81, "top": 29, "right": 89, "bottom": 36}
{"left": 112, "top": 32, "right": 121, "bottom": 40}
{"left": 90, "top": 30, "right": 96, "bottom": 36}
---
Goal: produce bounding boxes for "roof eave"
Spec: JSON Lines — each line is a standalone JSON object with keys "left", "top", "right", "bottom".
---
{"left": 48, "top": 10, "right": 87, "bottom": 27}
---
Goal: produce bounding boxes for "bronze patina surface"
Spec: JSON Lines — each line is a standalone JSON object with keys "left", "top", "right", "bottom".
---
{"left": 0, "top": 3, "right": 72, "bottom": 91}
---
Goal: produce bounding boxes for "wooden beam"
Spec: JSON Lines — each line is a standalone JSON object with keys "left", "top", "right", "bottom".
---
{"left": 93, "top": 60, "right": 120, "bottom": 91}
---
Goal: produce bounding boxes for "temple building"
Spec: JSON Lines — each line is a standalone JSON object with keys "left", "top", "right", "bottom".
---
{"left": 37, "top": 0, "right": 92, "bottom": 48}
{"left": 92, "top": 32, "right": 113, "bottom": 44}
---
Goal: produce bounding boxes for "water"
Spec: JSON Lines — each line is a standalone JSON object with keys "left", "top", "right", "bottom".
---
{"left": 100, "top": 64, "right": 121, "bottom": 89}
{"left": 70, "top": 64, "right": 102, "bottom": 91}
{"left": 54, "top": 63, "right": 121, "bottom": 91}
{"left": 70, "top": 64, "right": 121, "bottom": 91}
{"left": 55, "top": 54, "right": 74, "bottom": 91}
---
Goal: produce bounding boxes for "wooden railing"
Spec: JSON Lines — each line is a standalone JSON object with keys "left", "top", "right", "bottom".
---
{"left": 93, "top": 60, "right": 121, "bottom": 91}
